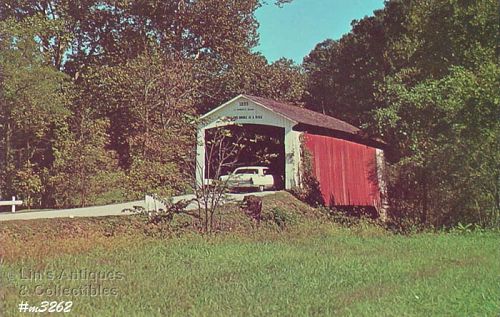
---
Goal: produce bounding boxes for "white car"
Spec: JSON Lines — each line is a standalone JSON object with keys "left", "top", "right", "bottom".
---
{"left": 220, "top": 166, "right": 276, "bottom": 192}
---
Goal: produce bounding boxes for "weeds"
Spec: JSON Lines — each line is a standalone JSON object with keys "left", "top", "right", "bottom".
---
{"left": 269, "top": 207, "right": 297, "bottom": 230}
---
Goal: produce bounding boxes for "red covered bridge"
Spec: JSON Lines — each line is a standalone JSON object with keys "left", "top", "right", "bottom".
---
{"left": 197, "top": 95, "right": 388, "bottom": 219}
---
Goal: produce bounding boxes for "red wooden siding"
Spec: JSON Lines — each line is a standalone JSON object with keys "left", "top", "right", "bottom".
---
{"left": 304, "top": 133, "right": 381, "bottom": 207}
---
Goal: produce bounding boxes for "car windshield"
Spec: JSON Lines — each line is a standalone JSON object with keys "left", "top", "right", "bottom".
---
{"left": 234, "top": 169, "right": 258, "bottom": 175}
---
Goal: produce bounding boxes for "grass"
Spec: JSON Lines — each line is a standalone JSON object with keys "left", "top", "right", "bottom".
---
{"left": 0, "top": 193, "right": 499, "bottom": 316}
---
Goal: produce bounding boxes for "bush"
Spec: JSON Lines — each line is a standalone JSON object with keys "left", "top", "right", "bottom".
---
{"left": 123, "top": 195, "right": 194, "bottom": 237}
{"left": 269, "top": 207, "right": 297, "bottom": 230}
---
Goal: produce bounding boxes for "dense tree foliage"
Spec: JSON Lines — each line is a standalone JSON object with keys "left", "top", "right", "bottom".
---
{"left": 2, "top": 0, "right": 497, "bottom": 230}
{"left": 48, "top": 118, "right": 123, "bottom": 208}
{"left": 85, "top": 50, "right": 199, "bottom": 198}
{"left": 376, "top": 63, "right": 500, "bottom": 228}
{"left": 0, "top": 0, "right": 303, "bottom": 208}
{"left": 0, "top": 17, "right": 70, "bottom": 207}
{"left": 304, "top": 0, "right": 499, "bottom": 228}
{"left": 303, "top": 1, "right": 408, "bottom": 125}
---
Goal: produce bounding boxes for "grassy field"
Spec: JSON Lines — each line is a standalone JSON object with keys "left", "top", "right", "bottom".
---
{"left": 0, "top": 193, "right": 499, "bottom": 316}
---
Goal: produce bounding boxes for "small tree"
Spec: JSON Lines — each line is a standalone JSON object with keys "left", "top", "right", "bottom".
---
{"left": 133, "top": 125, "right": 245, "bottom": 233}
{"left": 192, "top": 125, "right": 245, "bottom": 233}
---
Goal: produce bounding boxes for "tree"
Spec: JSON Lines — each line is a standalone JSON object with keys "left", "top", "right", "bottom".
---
{"left": 398, "top": 0, "right": 499, "bottom": 79}
{"left": 303, "top": 0, "right": 499, "bottom": 228}
{"left": 374, "top": 63, "right": 500, "bottom": 228}
{"left": 1, "top": 0, "right": 290, "bottom": 73}
{"left": 303, "top": 1, "right": 409, "bottom": 126}
{"left": 11, "top": 162, "right": 42, "bottom": 209}
{"left": 0, "top": 17, "right": 70, "bottom": 205}
{"left": 48, "top": 118, "right": 124, "bottom": 208}
{"left": 193, "top": 125, "right": 246, "bottom": 232}
{"left": 196, "top": 52, "right": 306, "bottom": 114}
{"left": 0, "top": 0, "right": 305, "bottom": 209}
{"left": 371, "top": 0, "right": 499, "bottom": 228}
{"left": 85, "top": 49, "right": 198, "bottom": 198}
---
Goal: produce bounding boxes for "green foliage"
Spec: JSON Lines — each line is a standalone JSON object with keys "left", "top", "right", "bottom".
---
{"left": 0, "top": 0, "right": 264, "bottom": 68}
{"left": 48, "top": 119, "right": 125, "bottom": 208}
{"left": 0, "top": 1, "right": 305, "bottom": 209}
{"left": 304, "top": 0, "right": 499, "bottom": 228}
{"left": 197, "top": 52, "right": 306, "bottom": 114}
{"left": 268, "top": 207, "right": 297, "bottom": 230}
{"left": 376, "top": 63, "right": 500, "bottom": 228}
{"left": 303, "top": 1, "right": 408, "bottom": 125}
{"left": 401, "top": 0, "right": 498, "bottom": 78}
{"left": 10, "top": 162, "right": 42, "bottom": 209}
{"left": 123, "top": 196, "right": 193, "bottom": 237}
{"left": 85, "top": 50, "right": 197, "bottom": 198}
{"left": 451, "top": 222, "right": 473, "bottom": 234}
{"left": 0, "top": 17, "right": 70, "bottom": 206}
{"left": 124, "top": 161, "right": 179, "bottom": 200}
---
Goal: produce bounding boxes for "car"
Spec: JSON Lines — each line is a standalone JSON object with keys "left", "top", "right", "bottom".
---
{"left": 219, "top": 166, "right": 278, "bottom": 192}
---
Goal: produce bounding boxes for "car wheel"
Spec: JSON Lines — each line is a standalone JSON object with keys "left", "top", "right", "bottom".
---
{"left": 258, "top": 185, "right": 264, "bottom": 192}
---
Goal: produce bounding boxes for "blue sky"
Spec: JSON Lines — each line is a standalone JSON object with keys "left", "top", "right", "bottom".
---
{"left": 255, "top": 0, "right": 385, "bottom": 64}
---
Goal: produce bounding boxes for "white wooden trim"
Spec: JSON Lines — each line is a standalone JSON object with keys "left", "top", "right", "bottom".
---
{"left": 200, "top": 95, "right": 298, "bottom": 126}
{"left": 0, "top": 196, "right": 23, "bottom": 212}
{"left": 199, "top": 94, "right": 245, "bottom": 120}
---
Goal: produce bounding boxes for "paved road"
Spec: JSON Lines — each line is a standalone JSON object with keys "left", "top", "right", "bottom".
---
{"left": 0, "top": 192, "right": 275, "bottom": 222}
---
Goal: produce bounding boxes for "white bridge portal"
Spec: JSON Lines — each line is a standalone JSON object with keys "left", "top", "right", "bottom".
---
{"left": 196, "top": 95, "right": 302, "bottom": 190}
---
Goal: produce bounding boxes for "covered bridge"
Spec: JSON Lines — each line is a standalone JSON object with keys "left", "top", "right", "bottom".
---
{"left": 196, "top": 94, "right": 388, "bottom": 219}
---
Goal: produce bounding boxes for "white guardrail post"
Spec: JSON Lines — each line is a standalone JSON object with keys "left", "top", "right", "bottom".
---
{"left": 0, "top": 196, "right": 23, "bottom": 212}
